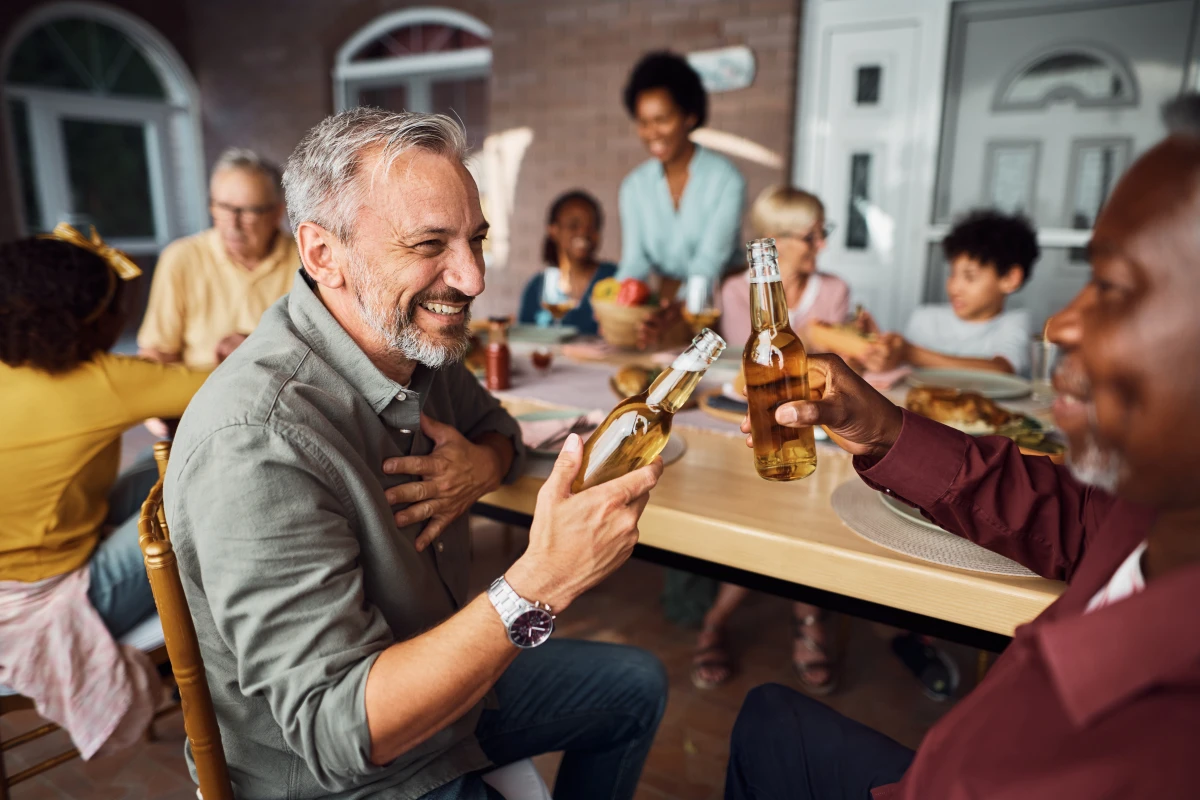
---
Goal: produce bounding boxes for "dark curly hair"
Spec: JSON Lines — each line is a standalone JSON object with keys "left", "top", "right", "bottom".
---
{"left": 0, "top": 237, "right": 128, "bottom": 372}
{"left": 623, "top": 50, "right": 708, "bottom": 129}
{"left": 942, "top": 209, "right": 1040, "bottom": 287}
{"left": 542, "top": 190, "right": 604, "bottom": 266}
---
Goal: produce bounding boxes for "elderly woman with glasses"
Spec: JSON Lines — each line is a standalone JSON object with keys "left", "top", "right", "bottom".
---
{"left": 718, "top": 185, "right": 849, "bottom": 345}
{"left": 691, "top": 185, "right": 851, "bottom": 693}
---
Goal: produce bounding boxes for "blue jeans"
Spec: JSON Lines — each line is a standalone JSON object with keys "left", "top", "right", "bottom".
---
{"left": 421, "top": 639, "right": 668, "bottom": 800}
{"left": 86, "top": 452, "right": 159, "bottom": 639}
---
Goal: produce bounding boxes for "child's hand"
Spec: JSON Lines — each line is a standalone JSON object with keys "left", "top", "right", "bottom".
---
{"left": 863, "top": 333, "right": 907, "bottom": 373}
{"left": 854, "top": 307, "right": 882, "bottom": 336}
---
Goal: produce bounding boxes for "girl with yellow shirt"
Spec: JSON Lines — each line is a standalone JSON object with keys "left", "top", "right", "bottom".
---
{"left": 0, "top": 230, "right": 208, "bottom": 639}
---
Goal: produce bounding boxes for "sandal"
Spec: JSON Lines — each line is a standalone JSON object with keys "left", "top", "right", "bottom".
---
{"left": 690, "top": 625, "right": 735, "bottom": 690}
{"left": 792, "top": 612, "right": 838, "bottom": 696}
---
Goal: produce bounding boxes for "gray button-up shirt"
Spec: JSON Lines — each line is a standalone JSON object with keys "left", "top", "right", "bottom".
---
{"left": 165, "top": 271, "right": 525, "bottom": 799}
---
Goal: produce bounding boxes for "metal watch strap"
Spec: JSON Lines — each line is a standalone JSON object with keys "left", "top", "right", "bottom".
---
{"left": 487, "top": 576, "right": 530, "bottom": 627}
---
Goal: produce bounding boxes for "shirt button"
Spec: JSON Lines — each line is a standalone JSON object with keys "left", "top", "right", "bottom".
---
{"left": 398, "top": 428, "right": 412, "bottom": 435}
{"left": 436, "top": 542, "right": 445, "bottom": 553}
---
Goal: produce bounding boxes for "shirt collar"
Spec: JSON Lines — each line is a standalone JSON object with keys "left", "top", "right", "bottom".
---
{"left": 286, "top": 270, "right": 434, "bottom": 415}
{"left": 1036, "top": 557, "right": 1200, "bottom": 728}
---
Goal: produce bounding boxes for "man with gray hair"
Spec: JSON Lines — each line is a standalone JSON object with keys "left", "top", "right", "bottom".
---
{"left": 165, "top": 108, "right": 668, "bottom": 800}
{"left": 139, "top": 147, "right": 298, "bottom": 369}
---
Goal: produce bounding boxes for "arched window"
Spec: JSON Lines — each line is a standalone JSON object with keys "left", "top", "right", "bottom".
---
{"left": 333, "top": 8, "right": 492, "bottom": 148}
{"left": 994, "top": 44, "right": 1138, "bottom": 111}
{"left": 2, "top": 4, "right": 205, "bottom": 253}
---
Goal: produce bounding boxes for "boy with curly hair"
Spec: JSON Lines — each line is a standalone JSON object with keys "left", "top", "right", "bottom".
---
{"left": 869, "top": 209, "right": 1040, "bottom": 375}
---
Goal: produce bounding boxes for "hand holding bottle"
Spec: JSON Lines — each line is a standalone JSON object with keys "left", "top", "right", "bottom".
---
{"left": 505, "top": 433, "right": 663, "bottom": 613}
{"left": 740, "top": 354, "right": 904, "bottom": 464}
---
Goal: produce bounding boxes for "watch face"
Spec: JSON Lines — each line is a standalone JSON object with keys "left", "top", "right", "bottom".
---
{"left": 508, "top": 608, "right": 554, "bottom": 648}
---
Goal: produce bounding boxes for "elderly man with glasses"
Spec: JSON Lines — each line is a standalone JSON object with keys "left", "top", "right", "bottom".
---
{"left": 138, "top": 147, "right": 299, "bottom": 369}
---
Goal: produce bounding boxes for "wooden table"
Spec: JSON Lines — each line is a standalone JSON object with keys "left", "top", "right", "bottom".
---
{"left": 476, "top": 397, "right": 1064, "bottom": 652}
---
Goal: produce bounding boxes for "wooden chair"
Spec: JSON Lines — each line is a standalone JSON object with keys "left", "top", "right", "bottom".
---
{"left": 138, "top": 441, "right": 234, "bottom": 800}
{"left": 0, "top": 449, "right": 177, "bottom": 799}
{"left": 142, "top": 442, "right": 547, "bottom": 800}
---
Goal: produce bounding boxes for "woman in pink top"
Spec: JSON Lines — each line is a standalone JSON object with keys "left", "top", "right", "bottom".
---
{"left": 695, "top": 186, "right": 849, "bottom": 693}
{"left": 719, "top": 185, "right": 850, "bottom": 340}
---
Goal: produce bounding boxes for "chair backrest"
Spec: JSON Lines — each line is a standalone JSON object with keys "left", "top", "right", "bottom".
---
{"left": 138, "top": 441, "right": 233, "bottom": 800}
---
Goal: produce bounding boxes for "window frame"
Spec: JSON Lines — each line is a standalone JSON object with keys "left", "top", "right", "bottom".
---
{"left": 332, "top": 7, "right": 493, "bottom": 113}
{"left": 1, "top": 1, "right": 206, "bottom": 254}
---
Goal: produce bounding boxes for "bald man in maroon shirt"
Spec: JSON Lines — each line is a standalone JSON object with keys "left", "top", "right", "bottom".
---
{"left": 725, "top": 133, "right": 1200, "bottom": 799}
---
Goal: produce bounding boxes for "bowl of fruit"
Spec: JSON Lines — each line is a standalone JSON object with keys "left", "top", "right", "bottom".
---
{"left": 591, "top": 277, "right": 694, "bottom": 350}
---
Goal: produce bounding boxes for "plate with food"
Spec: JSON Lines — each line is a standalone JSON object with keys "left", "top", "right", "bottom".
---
{"left": 905, "top": 386, "right": 1065, "bottom": 461}
{"left": 906, "top": 369, "right": 1031, "bottom": 400}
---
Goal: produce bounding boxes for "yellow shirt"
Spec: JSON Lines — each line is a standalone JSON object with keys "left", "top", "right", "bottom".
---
{"left": 137, "top": 228, "right": 299, "bottom": 369}
{"left": 0, "top": 354, "right": 209, "bottom": 582}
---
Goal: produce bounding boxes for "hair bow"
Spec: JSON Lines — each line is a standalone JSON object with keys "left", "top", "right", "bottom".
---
{"left": 38, "top": 223, "right": 143, "bottom": 322}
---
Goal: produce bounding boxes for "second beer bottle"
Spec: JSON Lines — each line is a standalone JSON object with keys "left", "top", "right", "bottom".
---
{"left": 743, "top": 238, "right": 818, "bottom": 481}
{"left": 572, "top": 328, "right": 726, "bottom": 493}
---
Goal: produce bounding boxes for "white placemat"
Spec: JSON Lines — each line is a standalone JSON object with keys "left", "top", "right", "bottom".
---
{"left": 830, "top": 479, "right": 1039, "bottom": 577}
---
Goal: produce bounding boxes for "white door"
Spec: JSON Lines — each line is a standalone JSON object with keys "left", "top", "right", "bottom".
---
{"left": 929, "top": 0, "right": 1197, "bottom": 329}
{"left": 802, "top": 22, "right": 922, "bottom": 329}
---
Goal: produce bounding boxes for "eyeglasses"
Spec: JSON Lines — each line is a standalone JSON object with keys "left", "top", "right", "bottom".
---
{"left": 777, "top": 223, "right": 835, "bottom": 246}
{"left": 210, "top": 201, "right": 278, "bottom": 220}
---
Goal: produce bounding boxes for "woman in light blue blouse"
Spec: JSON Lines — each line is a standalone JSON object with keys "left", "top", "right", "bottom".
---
{"left": 618, "top": 52, "right": 746, "bottom": 344}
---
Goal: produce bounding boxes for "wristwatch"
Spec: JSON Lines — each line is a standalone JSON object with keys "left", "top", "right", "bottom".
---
{"left": 487, "top": 576, "right": 555, "bottom": 649}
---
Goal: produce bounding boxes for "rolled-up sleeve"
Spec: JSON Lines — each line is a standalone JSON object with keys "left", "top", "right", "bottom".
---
{"left": 171, "top": 423, "right": 393, "bottom": 789}
{"left": 439, "top": 365, "right": 526, "bottom": 483}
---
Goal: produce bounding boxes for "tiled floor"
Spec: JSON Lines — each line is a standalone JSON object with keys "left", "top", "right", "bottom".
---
{"left": 2, "top": 430, "right": 977, "bottom": 799}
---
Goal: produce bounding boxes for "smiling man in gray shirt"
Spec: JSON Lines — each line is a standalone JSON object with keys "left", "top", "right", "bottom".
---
{"left": 166, "top": 109, "right": 667, "bottom": 800}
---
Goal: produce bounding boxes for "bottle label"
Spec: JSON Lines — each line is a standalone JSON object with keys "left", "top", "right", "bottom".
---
{"left": 670, "top": 348, "right": 710, "bottom": 372}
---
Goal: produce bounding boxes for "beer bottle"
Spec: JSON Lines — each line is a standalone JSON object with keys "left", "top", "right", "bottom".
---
{"left": 572, "top": 328, "right": 726, "bottom": 492}
{"left": 743, "top": 238, "right": 818, "bottom": 481}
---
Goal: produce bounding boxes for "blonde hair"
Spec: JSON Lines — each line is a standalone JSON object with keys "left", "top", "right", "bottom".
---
{"left": 749, "top": 185, "right": 825, "bottom": 238}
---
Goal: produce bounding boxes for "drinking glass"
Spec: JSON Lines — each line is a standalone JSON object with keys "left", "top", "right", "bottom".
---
{"left": 1030, "top": 336, "right": 1061, "bottom": 402}
{"left": 682, "top": 275, "right": 721, "bottom": 334}
{"left": 540, "top": 267, "right": 576, "bottom": 327}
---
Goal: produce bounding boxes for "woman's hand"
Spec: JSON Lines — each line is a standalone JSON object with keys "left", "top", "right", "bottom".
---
{"left": 636, "top": 300, "right": 683, "bottom": 350}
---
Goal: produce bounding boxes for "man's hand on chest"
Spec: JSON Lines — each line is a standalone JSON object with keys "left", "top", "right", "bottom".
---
{"left": 381, "top": 414, "right": 511, "bottom": 551}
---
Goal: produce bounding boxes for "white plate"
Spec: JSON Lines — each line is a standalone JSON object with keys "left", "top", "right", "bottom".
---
{"left": 906, "top": 369, "right": 1032, "bottom": 400}
{"left": 879, "top": 492, "right": 948, "bottom": 533}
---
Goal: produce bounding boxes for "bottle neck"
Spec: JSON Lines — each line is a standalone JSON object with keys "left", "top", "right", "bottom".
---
{"left": 749, "top": 276, "right": 792, "bottom": 332}
{"left": 646, "top": 365, "right": 706, "bottom": 413}
{"left": 645, "top": 337, "right": 722, "bottom": 412}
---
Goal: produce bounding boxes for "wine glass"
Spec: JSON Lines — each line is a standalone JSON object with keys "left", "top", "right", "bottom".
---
{"left": 682, "top": 275, "right": 721, "bottom": 334}
{"left": 540, "top": 267, "right": 576, "bottom": 328}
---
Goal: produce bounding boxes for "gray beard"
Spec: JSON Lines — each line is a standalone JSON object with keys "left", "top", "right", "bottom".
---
{"left": 1066, "top": 407, "right": 1125, "bottom": 493}
{"left": 348, "top": 253, "right": 472, "bottom": 369}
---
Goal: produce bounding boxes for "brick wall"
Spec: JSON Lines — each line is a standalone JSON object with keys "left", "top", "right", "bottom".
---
{"left": 484, "top": 0, "right": 801, "bottom": 317}
{"left": 3, "top": 0, "right": 802, "bottom": 319}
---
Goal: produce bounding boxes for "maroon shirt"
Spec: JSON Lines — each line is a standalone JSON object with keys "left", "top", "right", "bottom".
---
{"left": 860, "top": 412, "right": 1200, "bottom": 800}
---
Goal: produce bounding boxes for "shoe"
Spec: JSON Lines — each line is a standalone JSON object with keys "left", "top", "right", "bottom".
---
{"left": 891, "top": 632, "right": 959, "bottom": 702}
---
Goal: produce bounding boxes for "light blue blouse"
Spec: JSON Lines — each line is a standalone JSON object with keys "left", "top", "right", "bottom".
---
{"left": 616, "top": 145, "right": 746, "bottom": 283}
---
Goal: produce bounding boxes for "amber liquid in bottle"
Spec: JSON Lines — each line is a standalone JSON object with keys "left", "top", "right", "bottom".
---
{"left": 572, "top": 328, "right": 726, "bottom": 493}
{"left": 743, "top": 238, "right": 817, "bottom": 481}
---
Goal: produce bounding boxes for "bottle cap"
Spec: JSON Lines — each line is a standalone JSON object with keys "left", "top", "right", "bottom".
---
{"left": 746, "top": 238, "right": 781, "bottom": 283}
